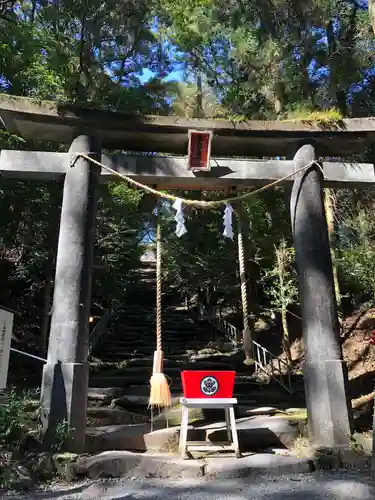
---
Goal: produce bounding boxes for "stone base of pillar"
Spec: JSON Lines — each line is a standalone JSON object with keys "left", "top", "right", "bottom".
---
{"left": 40, "top": 362, "right": 89, "bottom": 453}
{"left": 304, "top": 359, "right": 352, "bottom": 447}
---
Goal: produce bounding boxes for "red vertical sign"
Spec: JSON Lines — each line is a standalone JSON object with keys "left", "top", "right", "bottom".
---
{"left": 188, "top": 130, "right": 212, "bottom": 171}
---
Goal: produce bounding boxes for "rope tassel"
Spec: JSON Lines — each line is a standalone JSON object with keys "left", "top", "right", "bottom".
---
{"left": 149, "top": 203, "right": 172, "bottom": 408}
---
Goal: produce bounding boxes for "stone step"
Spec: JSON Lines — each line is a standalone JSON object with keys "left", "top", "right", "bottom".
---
{"left": 90, "top": 360, "right": 235, "bottom": 377}
{"left": 87, "top": 407, "right": 149, "bottom": 426}
{"left": 89, "top": 377, "right": 151, "bottom": 388}
{"left": 89, "top": 374, "right": 266, "bottom": 391}
{"left": 120, "top": 339, "right": 213, "bottom": 344}
{"left": 101, "top": 348, "right": 199, "bottom": 357}
{"left": 107, "top": 334, "right": 210, "bottom": 341}
{"left": 102, "top": 344, "right": 212, "bottom": 353}
{"left": 113, "top": 324, "right": 203, "bottom": 332}
{"left": 90, "top": 353, "right": 150, "bottom": 361}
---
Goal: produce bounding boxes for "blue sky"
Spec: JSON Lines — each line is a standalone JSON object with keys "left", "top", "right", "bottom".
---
{"left": 138, "top": 68, "right": 184, "bottom": 84}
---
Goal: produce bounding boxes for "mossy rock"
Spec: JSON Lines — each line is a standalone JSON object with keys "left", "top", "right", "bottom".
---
{"left": 52, "top": 452, "right": 79, "bottom": 480}
{"left": 153, "top": 407, "right": 205, "bottom": 427}
{"left": 283, "top": 409, "right": 308, "bottom": 421}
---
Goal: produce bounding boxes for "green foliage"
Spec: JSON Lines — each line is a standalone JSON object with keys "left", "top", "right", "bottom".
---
{"left": 284, "top": 107, "right": 343, "bottom": 124}
{"left": 0, "top": 0, "right": 373, "bottom": 370}
{"left": 0, "top": 389, "right": 38, "bottom": 452}
{"left": 262, "top": 240, "right": 299, "bottom": 315}
{"left": 339, "top": 245, "right": 375, "bottom": 299}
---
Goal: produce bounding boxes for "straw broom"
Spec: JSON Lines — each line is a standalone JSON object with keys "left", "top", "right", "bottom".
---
{"left": 149, "top": 202, "right": 172, "bottom": 408}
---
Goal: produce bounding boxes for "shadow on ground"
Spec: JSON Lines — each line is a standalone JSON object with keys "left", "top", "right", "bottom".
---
{"left": 6, "top": 473, "right": 375, "bottom": 500}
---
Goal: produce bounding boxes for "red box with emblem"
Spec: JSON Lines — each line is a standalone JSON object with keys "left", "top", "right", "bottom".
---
{"left": 181, "top": 370, "right": 236, "bottom": 399}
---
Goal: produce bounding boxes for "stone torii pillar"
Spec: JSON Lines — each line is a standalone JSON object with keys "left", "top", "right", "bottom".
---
{"left": 290, "top": 144, "right": 353, "bottom": 448}
{"left": 40, "top": 136, "right": 101, "bottom": 452}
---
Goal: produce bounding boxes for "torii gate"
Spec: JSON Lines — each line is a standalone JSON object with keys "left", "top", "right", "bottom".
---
{"left": 1, "top": 94, "right": 375, "bottom": 453}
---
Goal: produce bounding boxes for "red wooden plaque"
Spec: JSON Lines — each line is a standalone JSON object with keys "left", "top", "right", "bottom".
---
{"left": 187, "top": 130, "right": 213, "bottom": 171}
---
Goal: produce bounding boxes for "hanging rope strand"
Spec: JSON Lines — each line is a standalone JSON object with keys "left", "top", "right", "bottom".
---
{"left": 236, "top": 209, "right": 254, "bottom": 364}
{"left": 237, "top": 216, "right": 249, "bottom": 333}
{"left": 70, "top": 154, "right": 324, "bottom": 208}
{"left": 149, "top": 198, "right": 171, "bottom": 408}
{"left": 156, "top": 202, "right": 162, "bottom": 352}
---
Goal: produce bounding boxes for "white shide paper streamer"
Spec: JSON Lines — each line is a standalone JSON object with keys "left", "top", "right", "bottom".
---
{"left": 223, "top": 203, "right": 234, "bottom": 239}
{"left": 172, "top": 198, "right": 187, "bottom": 237}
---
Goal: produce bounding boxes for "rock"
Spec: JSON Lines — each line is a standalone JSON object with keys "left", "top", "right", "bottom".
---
{"left": 112, "top": 394, "right": 150, "bottom": 407}
{"left": 202, "top": 416, "right": 299, "bottom": 451}
{"left": 153, "top": 406, "right": 205, "bottom": 427}
{"left": 52, "top": 453, "right": 79, "bottom": 480}
{"left": 314, "top": 447, "right": 341, "bottom": 470}
{"left": 182, "top": 361, "right": 232, "bottom": 370}
{"left": 206, "top": 341, "right": 234, "bottom": 353}
{"left": 87, "top": 407, "right": 149, "bottom": 426}
{"left": 205, "top": 454, "right": 312, "bottom": 479}
{"left": 90, "top": 376, "right": 150, "bottom": 388}
{"left": 7, "top": 464, "right": 33, "bottom": 491}
{"left": 32, "top": 452, "right": 55, "bottom": 479}
{"left": 88, "top": 388, "right": 126, "bottom": 405}
{"left": 285, "top": 408, "right": 308, "bottom": 420}
{"left": 246, "top": 407, "right": 284, "bottom": 416}
{"left": 254, "top": 318, "right": 273, "bottom": 332}
{"left": 144, "top": 426, "right": 198, "bottom": 452}
{"left": 85, "top": 423, "right": 151, "bottom": 453}
{"left": 123, "top": 385, "right": 154, "bottom": 397}
{"left": 112, "top": 394, "right": 180, "bottom": 410}
{"left": 74, "top": 450, "right": 205, "bottom": 479}
{"left": 352, "top": 432, "right": 372, "bottom": 454}
{"left": 196, "top": 348, "right": 218, "bottom": 355}
{"left": 339, "top": 448, "right": 371, "bottom": 470}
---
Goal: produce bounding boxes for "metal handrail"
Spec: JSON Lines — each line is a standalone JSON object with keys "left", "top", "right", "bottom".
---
{"left": 10, "top": 347, "right": 46, "bottom": 363}
{"left": 89, "top": 304, "right": 114, "bottom": 353}
{"left": 200, "top": 305, "right": 292, "bottom": 393}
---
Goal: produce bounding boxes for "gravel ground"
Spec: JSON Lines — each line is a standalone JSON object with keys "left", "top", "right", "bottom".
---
{"left": 4, "top": 471, "right": 375, "bottom": 500}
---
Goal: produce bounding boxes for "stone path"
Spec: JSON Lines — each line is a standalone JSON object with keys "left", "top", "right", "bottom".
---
{"left": 6, "top": 472, "right": 375, "bottom": 500}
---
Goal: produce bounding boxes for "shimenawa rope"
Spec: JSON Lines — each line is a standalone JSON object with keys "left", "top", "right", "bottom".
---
{"left": 70, "top": 154, "right": 324, "bottom": 208}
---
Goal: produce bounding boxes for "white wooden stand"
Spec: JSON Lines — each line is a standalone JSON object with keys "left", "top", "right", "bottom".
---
{"left": 179, "top": 397, "right": 240, "bottom": 459}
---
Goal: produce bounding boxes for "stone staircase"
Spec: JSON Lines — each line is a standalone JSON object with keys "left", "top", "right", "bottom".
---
{"left": 88, "top": 261, "right": 305, "bottom": 413}
{"left": 83, "top": 261, "right": 308, "bottom": 464}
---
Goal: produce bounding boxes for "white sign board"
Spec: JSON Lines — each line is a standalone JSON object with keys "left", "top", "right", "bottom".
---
{"left": 0, "top": 308, "right": 14, "bottom": 389}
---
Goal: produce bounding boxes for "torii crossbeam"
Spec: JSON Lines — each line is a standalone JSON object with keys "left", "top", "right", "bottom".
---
{"left": 1, "top": 94, "right": 373, "bottom": 452}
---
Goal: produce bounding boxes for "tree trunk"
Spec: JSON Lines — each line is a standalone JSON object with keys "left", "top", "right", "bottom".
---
{"left": 281, "top": 305, "right": 292, "bottom": 368}
{"left": 195, "top": 71, "right": 203, "bottom": 118}
{"left": 326, "top": 20, "right": 347, "bottom": 116}
{"left": 276, "top": 244, "right": 292, "bottom": 369}
{"left": 324, "top": 188, "right": 342, "bottom": 324}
